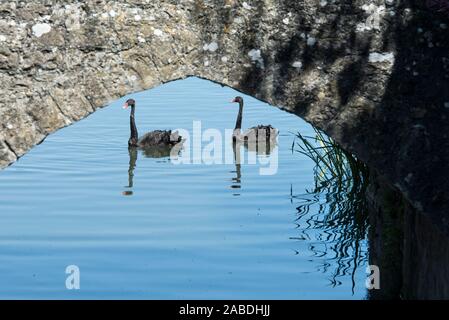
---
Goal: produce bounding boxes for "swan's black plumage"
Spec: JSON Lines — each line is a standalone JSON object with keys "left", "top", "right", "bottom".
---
{"left": 137, "top": 130, "right": 181, "bottom": 147}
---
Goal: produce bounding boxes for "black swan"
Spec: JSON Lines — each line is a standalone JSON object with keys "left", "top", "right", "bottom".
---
{"left": 230, "top": 96, "right": 278, "bottom": 143}
{"left": 123, "top": 98, "right": 182, "bottom": 148}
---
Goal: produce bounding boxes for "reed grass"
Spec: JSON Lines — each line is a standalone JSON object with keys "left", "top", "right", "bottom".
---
{"left": 291, "top": 128, "right": 370, "bottom": 292}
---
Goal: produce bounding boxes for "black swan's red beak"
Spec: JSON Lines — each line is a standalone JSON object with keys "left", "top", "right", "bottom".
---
{"left": 123, "top": 102, "right": 129, "bottom": 109}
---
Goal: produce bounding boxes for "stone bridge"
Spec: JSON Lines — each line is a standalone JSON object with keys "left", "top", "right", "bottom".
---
{"left": 0, "top": 0, "right": 448, "bottom": 298}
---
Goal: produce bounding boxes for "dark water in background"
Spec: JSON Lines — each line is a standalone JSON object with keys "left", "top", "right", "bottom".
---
{"left": 0, "top": 77, "right": 368, "bottom": 299}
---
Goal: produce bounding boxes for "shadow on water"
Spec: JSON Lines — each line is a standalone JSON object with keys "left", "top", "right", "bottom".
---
{"left": 290, "top": 128, "right": 370, "bottom": 293}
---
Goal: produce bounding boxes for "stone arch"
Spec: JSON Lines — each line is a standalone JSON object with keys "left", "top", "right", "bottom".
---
{"left": 0, "top": 0, "right": 391, "bottom": 165}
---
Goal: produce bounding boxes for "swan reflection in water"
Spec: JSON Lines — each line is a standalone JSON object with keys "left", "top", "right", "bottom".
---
{"left": 230, "top": 136, "right": 277, "bottom": 196}
{"left": 123, "top": 132, "right": 277, "bottom": 197}
{"left": 122, "top": 142, "right": 184, "bottom": 196}
{"left": 230, "top": 141, "right": 242, "bottom": 194}
{"left": 122, "top": 147, "right": 138, "bottom": 196}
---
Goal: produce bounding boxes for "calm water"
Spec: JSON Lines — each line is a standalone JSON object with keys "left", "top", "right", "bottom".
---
{"left": 0, "top": 77, "right": 368, "bottom": 299}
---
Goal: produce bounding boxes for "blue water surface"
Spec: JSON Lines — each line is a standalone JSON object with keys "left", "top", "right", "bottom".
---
{"left": 0, "top": 77, "right": 368, "bottom": 299}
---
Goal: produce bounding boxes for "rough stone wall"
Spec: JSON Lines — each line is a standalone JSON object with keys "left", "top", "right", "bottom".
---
{"left": 367, "top": 171, "right": 449, "bottom": 299}
{"left": 367, "top": 173, "right": 404, "bottom": 299}
{"left": 0, "top": 1, "right": 448, "bottom": 234}
{"left": 402, "top": 203, "right": 449, "bottom": 299}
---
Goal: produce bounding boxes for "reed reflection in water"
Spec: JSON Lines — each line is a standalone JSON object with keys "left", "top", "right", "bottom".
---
{"left": 291, "top": 128, "right": 370, "bottom": 293}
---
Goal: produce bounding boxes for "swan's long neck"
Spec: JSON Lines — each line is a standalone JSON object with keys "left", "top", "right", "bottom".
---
{"left": 129, "top": 104, "right": 139, "bottom": 143}
{"left": 235, "top": 100, "right": 243, "bottom": 131}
